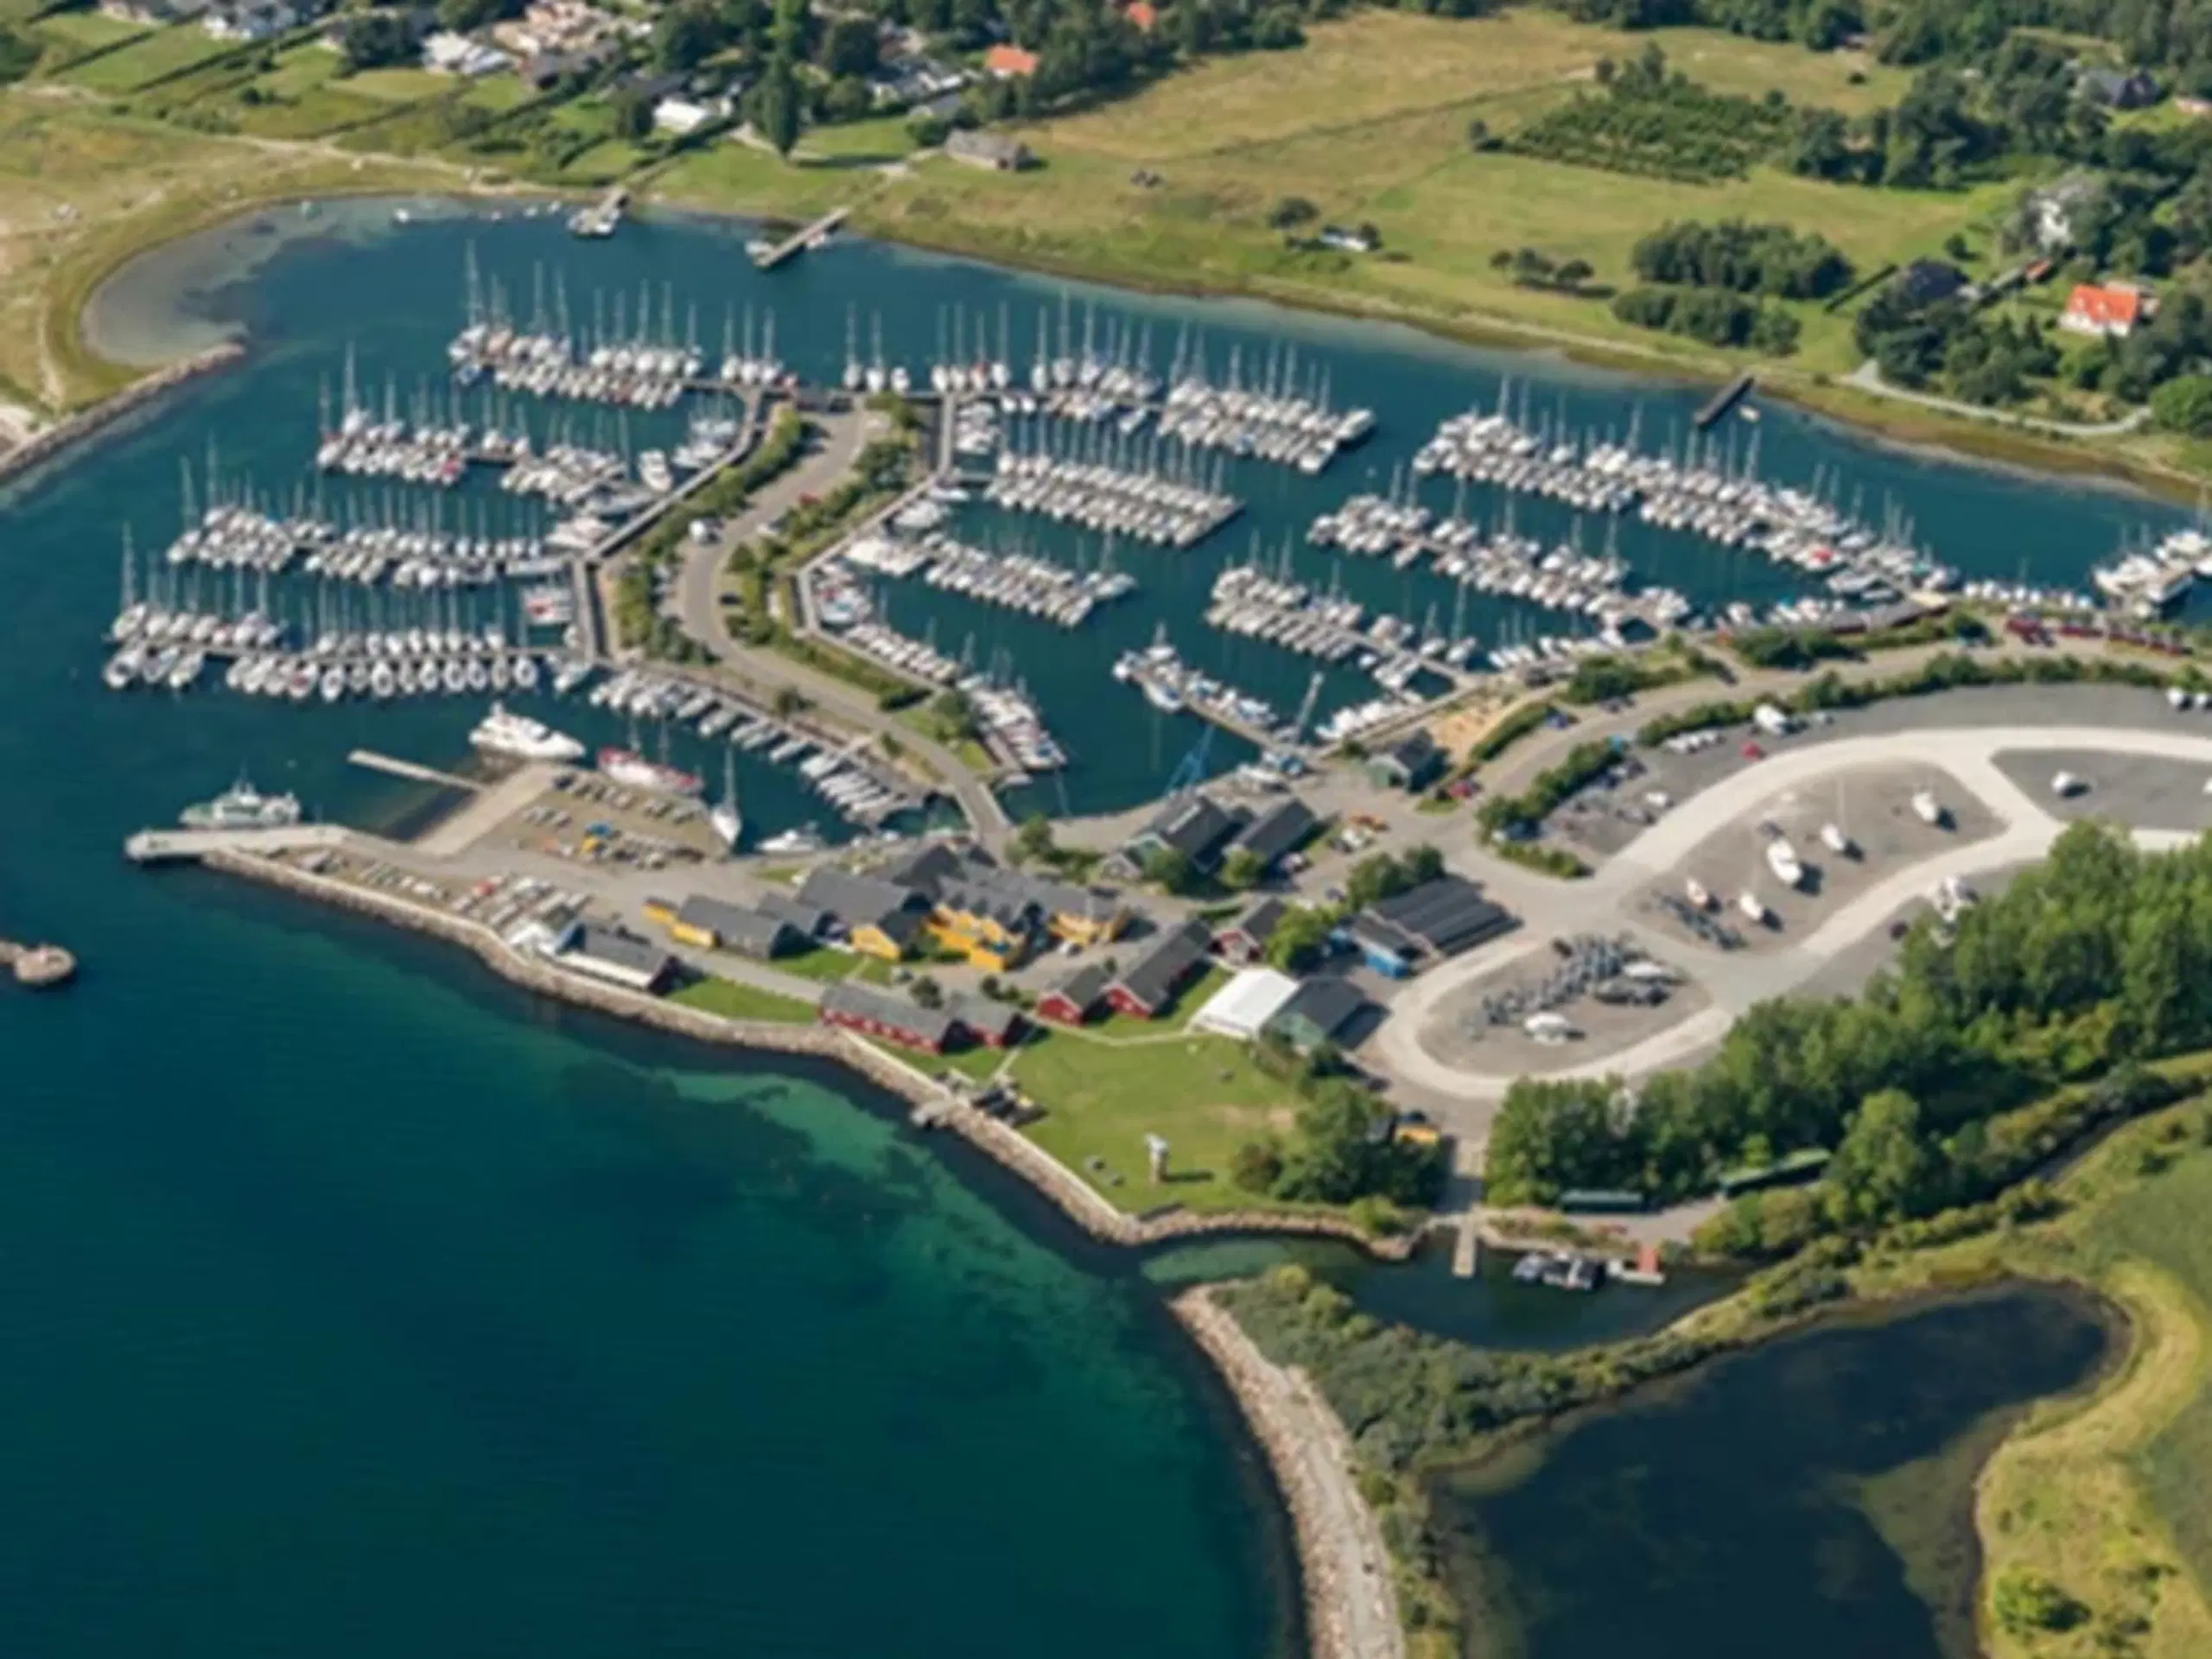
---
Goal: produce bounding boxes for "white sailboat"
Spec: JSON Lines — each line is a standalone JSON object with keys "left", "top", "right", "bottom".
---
{"left": 709, "top": 747, "right": 742, "bottom": 852}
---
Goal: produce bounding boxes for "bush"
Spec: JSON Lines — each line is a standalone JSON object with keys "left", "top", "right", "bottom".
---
{"left": 1992, "top": 1570, "right": 2088, "bottom": 1636}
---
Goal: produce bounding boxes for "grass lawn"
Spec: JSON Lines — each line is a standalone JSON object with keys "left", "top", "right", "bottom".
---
{"left": 1011, "top": 1026, "right": 1301, "bottom": 1212}
{"left": 458, "top": 73, "right": 537, "bottom": 114}
{"left": 62, "top": 23, "right": 237, "bottom": 92}
{"left": 345, "top": 66, "right": 451, "bottom": 104}
{"left": 653, "top": 138, "right": 893, "bottom": 223}
{"left": 668, "top": 974, "right": 814, "bottom": 1023}
{"left": 799, "top": 115, "right": 916, "bottom": 165}
{"left": 31, "top": 11, "right": 147, "bottom": 57}
{"left": 774, "top": 944, "right": 867, "bottom": 983}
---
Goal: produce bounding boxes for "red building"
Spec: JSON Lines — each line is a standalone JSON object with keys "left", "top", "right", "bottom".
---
{"left": 1037, "top": 963, "right": 1109, "bottom": 1027}
{"left": 819, "top": 982, "right": 957, "bottom": 1052}
{"left": 1104, "top": 918, "right": 1213, "bottom": 1020}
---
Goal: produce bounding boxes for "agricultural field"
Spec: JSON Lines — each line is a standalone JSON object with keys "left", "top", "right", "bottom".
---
{"left": 806, "top": 9, "right": 1989, "bottom": 378}
{"left": 29, "top": 10, "right": 146, "bottom": 60}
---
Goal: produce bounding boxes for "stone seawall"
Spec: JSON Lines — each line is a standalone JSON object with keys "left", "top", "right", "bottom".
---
{"left": 200, "top": 849, "right": 1414, "bottom": 1261}
{"left": 0, "top": 344, "right": 245, "bottom": 490}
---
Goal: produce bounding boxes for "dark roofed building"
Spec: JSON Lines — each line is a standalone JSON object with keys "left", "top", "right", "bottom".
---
{"left": 1368, "top": 729, "right": 1444, "bottom": 792}
{"left": 1216, "top": 896, "right": 1289, "bottom": 965}
{"left": 950, "top": 996, "right": 1026, "bottom": 1048}
{"left": 1037, "top": 962, "right": 1111, "bottom": 1026}
{"left": 1267, "top": 977, "right": 1371, "bottom": 1052}
{"left": 795, "top": 866, "right": 933, "bottom": 958}
{"left": 1226, "top": 797, "right": 1318, "bottom": 873}
{"left": 669, "top": 895, "right": 803, "bottom": 959}
{"left": 554, "top": 922, "right": 675, "bottom": 993}
{"left": 2077, "top": 64, "right": 2159, "bottom": 107}
{"left": 754, "top": 889, "right": 833, "bottom": 939}
{"left": 1107, "top": 917, "right": 1214, "bottom": 1018}
{"left": 819, "top": 981, "right": 959, "bottom": 1052}
{"left": 1116, "top": 793, "right": 1246, "bottom": 876}
{"left": 1354, "top": 875, "right": 1516, "bottom": 976}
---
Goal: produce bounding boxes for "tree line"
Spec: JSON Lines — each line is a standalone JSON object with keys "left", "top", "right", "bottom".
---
{"left": 1486, "top": 821, "right": 2212, "bottom": 1233}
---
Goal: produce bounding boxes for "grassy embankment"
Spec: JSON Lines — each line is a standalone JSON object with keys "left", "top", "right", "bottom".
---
{"left": 648, "top": 8, "right": 2211, "bottom": 495}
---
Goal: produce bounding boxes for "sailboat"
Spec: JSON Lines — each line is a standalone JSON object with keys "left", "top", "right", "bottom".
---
{"left": 709, "top": 746, "right": 742, "bottom": 852}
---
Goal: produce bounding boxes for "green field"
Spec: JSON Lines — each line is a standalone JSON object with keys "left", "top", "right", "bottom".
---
{"left": 668, "top": 975, "right": 815, "bottom": 1023}
{"left": 1011, "top": 1025, "right": 1300, "bottom": 1212}
{"left": 62, "top": 22, "right": 238, "bottom": 92}
{"left": 31, "top": 11, "right": 147, "bottom": 58}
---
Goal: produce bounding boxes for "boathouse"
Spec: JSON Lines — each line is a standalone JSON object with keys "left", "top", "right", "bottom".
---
{"left": 550, "top": 922, "right": 676, "bottom": 993}
{"left": 1037, "top": 962, "right": 1110, "bottom": 1027}
{"left": 1215, "top": 896, "right": 1288, "bottom": 965}
{"left": 819, "top": 982, "right": 958, "bottom": 1052}
{"left": 1105, "top": 918, "right": 1214, "bottom": 1019}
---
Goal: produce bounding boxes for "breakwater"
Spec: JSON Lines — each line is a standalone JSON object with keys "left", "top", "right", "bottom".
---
{"left": 0, "top": 343, "right": 243, "bottom": 489}
{"left": 1174, "top": 1287, "right": 1405, "bottom": 1659}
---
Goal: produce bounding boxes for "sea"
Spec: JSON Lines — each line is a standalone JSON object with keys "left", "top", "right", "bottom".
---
{"left": 0, "top": 198, "right": 2142, "bottom": 1657}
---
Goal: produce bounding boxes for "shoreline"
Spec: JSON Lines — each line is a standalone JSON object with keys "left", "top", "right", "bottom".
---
{"left": 177, "top": 840, "right": 1409, "bottom": 1659}
{"left": 1173, "top": 1287, "right": 1405, "bottom": 1659}
{"left": 53, "top": 181, "right": 2197, "bottom": 511}
{"left": 0, "top": 342, "right": 243, "bottom": 492}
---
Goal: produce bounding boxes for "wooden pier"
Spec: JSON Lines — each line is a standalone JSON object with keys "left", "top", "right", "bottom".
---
{"left": 752, "top": 207, "right": 851, "bottom": 270}
{"left": 1693, "top": 371, "right": 1757, "bottom": 430}
{"left": 1451, "top": 1211, "right": 1483, "bottom": 1279}
{"left": 348, "top": 750, "right": 483, "bottom": 791}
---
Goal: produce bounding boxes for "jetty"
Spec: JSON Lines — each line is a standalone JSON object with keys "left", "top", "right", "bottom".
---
{"left": 568, "top": 187, "right": 626, "bottom": 239}
{"left": 0, "top": 938, "right": 76, "bottom": 988}
{"left": 752, "top": 207, "right": 851, "bottom": 271}
{"left": 124, "top": 824, "right": 347, "bottom": 865}
{"left": 348, "top": 749, "right": 482, "bottom": 791}
{"left": 1694, "top": 371, "right": 1757, "bottom": 430}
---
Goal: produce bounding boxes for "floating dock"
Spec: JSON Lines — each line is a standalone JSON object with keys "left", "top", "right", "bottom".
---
{"left": 1693, "top": 371, "right": 1757, "bottom": 430}
{"left": 753, "top": 207, "right": 851, "bottom": 271}
{"left": 348, "top": 749, "right": 483, "bottom": 791}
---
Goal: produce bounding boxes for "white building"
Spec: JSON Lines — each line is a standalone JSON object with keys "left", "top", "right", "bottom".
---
{"left": 1188, "top": 967, "right": 1301, "bottom": 1042}
{"left": 652, "top": 97, "right": 714, "bottom": 136}
{"left": 422, "top": 29, "right": 512, "bottom": 75}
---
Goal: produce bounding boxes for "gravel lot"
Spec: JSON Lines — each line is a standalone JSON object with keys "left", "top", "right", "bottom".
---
{"left": 1993, "top": 747, "right": 2212, "bottom": 836}
{"left": 1416, "top": 938, "right": 1714, "bottom": 1076}
{"left": 1637, "top": 762, "right": 1999, "bottom": 956}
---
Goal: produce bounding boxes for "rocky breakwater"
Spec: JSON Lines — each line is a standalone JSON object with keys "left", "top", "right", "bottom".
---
{"left": 1174, "top": 1286, "right": 1405, "bottom": 1659}
{"left": 0, "top": 344, "right": 245, "bottom": 489}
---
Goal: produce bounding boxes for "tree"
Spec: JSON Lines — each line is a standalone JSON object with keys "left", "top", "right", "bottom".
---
{"left": 1267, "top": 195, "right": 1318, "bottom": 231}
{"left": 911, "top": 975, "right": 944, "bottom": 1010}
{"left": 924, "top": 686, "right": 980, "bottom": 743}
{"left": 752, "top": 54, "right": 803, "bottom": 156}
{"left": 1992, "top": 1570, "right": 2088, "bottom": 1636}
{"left": 1143, "top": 847, "right": 1199, "bottom": 896}
{"left": 2152, "top": 374, "right": 2212, "bottom": 435}
{"left": 1465, "top": 117, "right": 1497, "bottom": 151}
{"left": 1013, "top": 815, "right": 1057, "bottom": 864}
{"left": 772, "top": 684, "right": 807, "bottom": 718}
{"left": 820, "top": 14, "right": 881, "bottom": 77}
{"left": 1231, "top": 1138, "right": 1285, "bottom": 1193}
{"left": 823, "top": 73, "right": 874, "bottom": 124}
{"left": 1826, "top": 1089, "right": 1942, "bottom": 1225}
{"left": 1265, "top": 906, "right": 1334, "bottom": 973}
{"left": 611, "top": 87, "right": 654, "bottom": 143}
{"left": 1554, "top": 257, "right": 1595, "bottom": 289}
{"left": 1220, "top": 847, "right": 1267, "bottom": 891}
{"left": 654, "top": 3, "right": 725, "bottom": 72}
{"left": 337, "top": 12, "right": 415, "bottom": 71}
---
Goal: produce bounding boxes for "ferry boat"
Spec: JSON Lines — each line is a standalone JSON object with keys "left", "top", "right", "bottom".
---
{"left": 181, "top": 778, "right": 302, "bottom": 830}
{"left": 598, "top": 747, "right": 702, "bottom": 796}
{"left": 472, "top": 702, "right": 584, "bottom": 763}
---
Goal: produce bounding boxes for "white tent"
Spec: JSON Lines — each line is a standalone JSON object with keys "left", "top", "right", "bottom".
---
{"left": 1189, "top": 967, "right": 1301, "bottom": 1041}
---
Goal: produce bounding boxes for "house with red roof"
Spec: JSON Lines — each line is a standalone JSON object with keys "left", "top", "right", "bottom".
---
{"left": 2061, "top": 283, "right": 2148, "bottom": 339}
{"left": 1125, "top": 1, "right": 1156, "bottom": 28}
{"left": 983, "top": 42, "right": 1037, "bottom": 77}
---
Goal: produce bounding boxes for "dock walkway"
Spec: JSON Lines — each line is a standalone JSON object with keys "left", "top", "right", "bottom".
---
{"left": 348, "top": 750, "right": 481, "bottom": 791}
{"left": 124, "top": 825, "right": 347, "bottom": 865}
{"left": 752, "top": 207, "right": 850, "bottom": 270}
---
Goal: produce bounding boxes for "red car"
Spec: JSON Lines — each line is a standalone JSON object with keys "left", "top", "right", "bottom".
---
{"left": 1741, "top": 741, "right": 1764, "bottom": 760}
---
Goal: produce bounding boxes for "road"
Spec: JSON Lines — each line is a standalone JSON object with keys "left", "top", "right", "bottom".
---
{"left": 1375, "top": 722, "right": 2212, "bottom": 1117}
{"left": 668, "top": 407, "right": 1013, "bottom": 847}
{"left": 1843, "top": 359, "right": 2152, "bottom": 439}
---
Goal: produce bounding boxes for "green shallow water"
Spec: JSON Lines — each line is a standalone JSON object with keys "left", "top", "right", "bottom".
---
{"left": 0, "top": 200, "right": 2157, "bottom": 1658}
